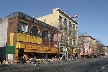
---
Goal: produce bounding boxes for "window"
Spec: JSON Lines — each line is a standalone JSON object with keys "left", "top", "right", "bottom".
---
{"left": 30, "top": 26, "right": 38, "bottom": 36}
{"left": 42, "top": 30, "right": 49, "bottom": 38}
{"left": 76, "top": 26, "right": 77, "bottom": 30}
{"left": 51, "top": 33, "right": 54, "bottom": 40}
{"left": 68, "top": 21, "right": 72, "bottom": 30}
{"left": 73, "top": 40, "right": 76, "bottom": 45}
{"left": 59, "top": 16, "right": 62, "bottom": 23}
{"left": 69, "top": 39, "right": 72, "bottom": 45}
{"left": 19, "top": 21, "right": 28, "bottom": 33}
{"left": 64, "top": 18, "right": 67, "bottom": 26}
{"left": 73, "top": 24, "right": 75, "bottom": 30}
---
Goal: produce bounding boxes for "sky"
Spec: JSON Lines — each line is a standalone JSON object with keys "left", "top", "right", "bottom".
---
{"left": 0, "top": 0, "right": 108, "bottom": 45}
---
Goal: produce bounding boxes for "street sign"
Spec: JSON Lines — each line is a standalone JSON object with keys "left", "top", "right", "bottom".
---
{"left": 6, "top": 46, "right": 15, "bottom": 54}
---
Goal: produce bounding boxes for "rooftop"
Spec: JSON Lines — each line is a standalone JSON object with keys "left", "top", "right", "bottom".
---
{"left": 2, "top": 12, "right": 57, "bottom": 31}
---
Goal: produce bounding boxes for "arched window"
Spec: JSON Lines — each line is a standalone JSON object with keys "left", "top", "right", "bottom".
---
{"left": 30, "top": 26, "right": 38, "bottom": 35}
{"left": 51, "top": 33, "right": 54, "bottom": 40}
{"left": 42, "top": 30, "right": 49, "bottom": 38}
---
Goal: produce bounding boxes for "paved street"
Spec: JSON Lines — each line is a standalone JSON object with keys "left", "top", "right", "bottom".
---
{"left": 0, "top": 57, "right": 108, "bottom": 72}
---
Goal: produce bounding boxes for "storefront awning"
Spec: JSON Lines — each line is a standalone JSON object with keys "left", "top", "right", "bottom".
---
{"left": 16, "top": 42, "right": 57, "bottom": 53}
{"left": 24, "top": 49, "right": 56, "bottom": 53}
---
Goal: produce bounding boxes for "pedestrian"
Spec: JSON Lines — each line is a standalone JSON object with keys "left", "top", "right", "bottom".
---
{"left": 33, "top": 56, "right": 37, "bottom": 65}
{"left": 22, "top": 55, "right": 25, "bottom": 64}
{"left": 20, "top": 56, "right": 23, "bottom": 64}
{"left": 45, "top": 54, "right": 48, "bottom": 64}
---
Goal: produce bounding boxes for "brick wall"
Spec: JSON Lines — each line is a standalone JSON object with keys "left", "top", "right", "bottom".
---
{"left": 7, "top": 17, "right": 56, "bottom": 47}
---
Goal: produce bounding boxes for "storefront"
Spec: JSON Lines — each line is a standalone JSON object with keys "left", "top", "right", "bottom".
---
{"left": 10, "top": 33, "right": 57, "bottom": 60}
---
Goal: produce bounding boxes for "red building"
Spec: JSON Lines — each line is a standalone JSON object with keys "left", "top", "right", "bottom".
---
{"left": 1, "top": 12, "right": 58, "bottom": 61}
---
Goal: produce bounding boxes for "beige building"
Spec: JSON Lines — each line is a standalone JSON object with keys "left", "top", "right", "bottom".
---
{"left": 37, "top": 8, "right": 79, "bottom": 56}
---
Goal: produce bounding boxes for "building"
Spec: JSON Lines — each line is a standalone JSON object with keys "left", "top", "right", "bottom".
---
{"left": 36, "top": 8, "right": 78, "bottom": 59}
{"left": 78, "top": 36, "right": 95, "bottom": 58}
{"left": 103, "top": 46, "right": 108, "bottom": 56}
{"left": 0, "top": 12, "right": 58, "bottom": 62}
{"left": 97, "top": 41, "right": 105, "bottom": 55}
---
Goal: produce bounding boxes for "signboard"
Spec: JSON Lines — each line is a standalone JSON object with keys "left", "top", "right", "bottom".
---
{"left": 17, "top": 33, "right": 42, "bottom": 44}
{"left": 8, "top": 54, "right": 13, "bottom": 60}
{"left": 54, "top": 33, "right": 61, "bottom": 41}
{"left": 6, "top": 46, "right": 15, "bottom": 54}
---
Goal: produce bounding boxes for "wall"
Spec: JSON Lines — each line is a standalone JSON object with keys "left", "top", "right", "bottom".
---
{"left": 7, "top": 16, "right": 57, "bottom": 47}
{"left": 36, "top": 13, "right": 58, "bottom": 27}
{"left": 0, "top": 18, "right": 8, "bottom": 47}
{"left": 78, "top": 36, "right": 93, "bottom": 55}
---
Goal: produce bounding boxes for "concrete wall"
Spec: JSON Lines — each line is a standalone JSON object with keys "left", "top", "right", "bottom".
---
{"left": 0, "top": 18, "right": 8, "bottom": 47}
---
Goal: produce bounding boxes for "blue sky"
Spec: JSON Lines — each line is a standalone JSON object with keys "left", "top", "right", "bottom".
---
{"left": 0, "top": 0, "right": 108, "bottom": 45}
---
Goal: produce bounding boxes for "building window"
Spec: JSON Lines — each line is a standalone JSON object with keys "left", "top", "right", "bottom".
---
{"left": 42, "top": 30, "right": 49, "bottom": 38}
{"left": 59, "top": 16, "right": 62, "bottom": 23}
{"left": 73, "top": 40, "right": 76, "bottom": 45}
{"left": 73, "top": 24, "right": 75, "bottom": 30}
{"left": 76, "top": 26, "right": 77, "bottom": 30}
{"left": 19, "top": 21, "right": 28, "bottom": 33}
{"left": 69, "top": 39, "right": 72, "bottom": 45}
{"left": 64, "top": 18, "right": 67, "bottom": 26}
{"left": 51, "top": 33, "right": 54, "bottom": 40}
{"left": 30, "top": 26, "right": 39, "bottom": 36}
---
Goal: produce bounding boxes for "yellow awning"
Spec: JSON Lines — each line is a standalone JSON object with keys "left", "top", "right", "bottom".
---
{"left": 24, "top": 50, "right": 56, "bottom": 53}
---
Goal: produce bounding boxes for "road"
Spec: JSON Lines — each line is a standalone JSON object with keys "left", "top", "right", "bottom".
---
{"left": 0, "top": 57, "right": 108, "bottom": 72}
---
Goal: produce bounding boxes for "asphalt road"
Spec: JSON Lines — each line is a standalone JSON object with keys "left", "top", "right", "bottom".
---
{"left": 0, "top": 57, "right": 108, "bottom": 72}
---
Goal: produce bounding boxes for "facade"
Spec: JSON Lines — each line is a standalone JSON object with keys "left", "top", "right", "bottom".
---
{"left": 78, "top": 36, "right": 96, "bottom": 58}
{"left": 78, "top": 36, "right": 105, "bottom": 58}
{"left": 103, "top": 46, "right": 108, "bottom": 56}
{"left": 78, "top": 36, "right": 93, "bottom": 56}
{"left": 0, "top": 12, "right": 58, "bottom": 61}
{"left": 36, "top": 8, "right": 78, "bottom": 57}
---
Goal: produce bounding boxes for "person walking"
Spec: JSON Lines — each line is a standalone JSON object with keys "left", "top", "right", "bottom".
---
{"left": 20, "top": 56, "right": 23, "bottom": 64}
{"left": 45, "top": 54, "right": 48, "bottom": 64}
{"left": 33, "top": 56, "right": 37, "bottom": 65}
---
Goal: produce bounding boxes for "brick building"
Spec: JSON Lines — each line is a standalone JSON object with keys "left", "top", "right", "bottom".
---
{"left": 78, "top": 36, "right": 98, "bottom": 58}
{"left": 0, "top": 12, "right": 58, "bottom": 61}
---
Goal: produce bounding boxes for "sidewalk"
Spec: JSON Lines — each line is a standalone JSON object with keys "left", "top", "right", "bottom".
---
{"left": 9, "top": 59, "right": 82, "bottom": 67}
{"left": 0, "top": 58, "right": 90, "bottom": 67}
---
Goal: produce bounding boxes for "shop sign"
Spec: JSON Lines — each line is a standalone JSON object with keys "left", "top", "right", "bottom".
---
{"left": 16, "top": 42, "right": 57, "bottom": 51}
{"left": 6, "top": 46, "right": 15, "bottom": 54}
{"left": 73, "top": 49, "right": 77, "bottom": 53}
{"left": 16, "top": 33, "right": 42, "bottom": 44}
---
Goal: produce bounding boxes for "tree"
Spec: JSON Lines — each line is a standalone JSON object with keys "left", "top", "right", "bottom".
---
{"left": 78, "top": 31, "right": 87, "bottom": 58}
{"left": 52, "top": 21, "right": 78, "bottom": 60}
{"left": 96, "top": 40, "right": 105, "bottom": 55}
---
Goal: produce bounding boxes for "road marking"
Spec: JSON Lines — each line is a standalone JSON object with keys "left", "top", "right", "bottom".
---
{"left": 101, "top": 66, "right": 105, "bottom": 70}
